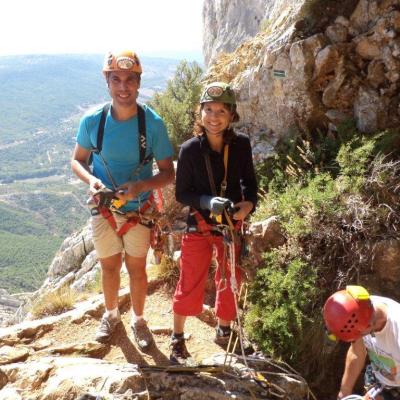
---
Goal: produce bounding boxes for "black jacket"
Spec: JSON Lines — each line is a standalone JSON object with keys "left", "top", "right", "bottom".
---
{"left": 175, "top": 133, "right": 258, "bottom": 226}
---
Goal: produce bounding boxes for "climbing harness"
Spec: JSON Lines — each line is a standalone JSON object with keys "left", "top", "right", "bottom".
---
{"left": 201, "top": 143, "right": 256, "bottom": 382}
{"left": 88, "top": 102, "right": 150, "bottom": 212}
{"left": 88, "top": 102, "right": 166, "bottom": 248}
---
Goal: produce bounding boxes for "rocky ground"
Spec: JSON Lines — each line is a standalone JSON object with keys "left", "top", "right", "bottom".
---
{"left": 0, "top": 274, "right": 310, "bottom": 400}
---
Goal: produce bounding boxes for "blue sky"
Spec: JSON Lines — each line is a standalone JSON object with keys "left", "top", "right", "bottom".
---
{"left": 0, "top": 0, "right": 204, "bottom": 60}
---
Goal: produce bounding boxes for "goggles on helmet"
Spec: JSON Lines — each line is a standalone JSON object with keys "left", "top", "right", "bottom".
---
{"left": 200, "top": 82, "right": 236, "bottom": 105}
{"left": 103, "top": 50, "right": 142, "bottom": 74}
{"left": 323, "top": 285, "right": 373, "bottom": 342}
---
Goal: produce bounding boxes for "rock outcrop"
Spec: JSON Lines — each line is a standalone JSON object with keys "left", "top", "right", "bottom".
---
{"left": 0, "top": 282, "right": 309, "bottom": 399}
{"left": 204, "top": 0, "right": 400, "bottom": 153}
{"left": 0, "top": 290, "right": 22, "bottom": 328}
{"left": 203, "top": 0, "right": 267, "bottom": 66}
{"left": 203, "top": 0, "right": 308, "bottom": 67}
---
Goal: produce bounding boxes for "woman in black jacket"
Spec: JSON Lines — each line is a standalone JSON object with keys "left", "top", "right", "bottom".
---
{"left": 170, "top": 82, "right": 258, "bottom": 363}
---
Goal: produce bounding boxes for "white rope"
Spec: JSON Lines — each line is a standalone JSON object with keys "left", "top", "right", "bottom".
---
{"left": 225, "top": 228, "right": 250, "bottom": 371}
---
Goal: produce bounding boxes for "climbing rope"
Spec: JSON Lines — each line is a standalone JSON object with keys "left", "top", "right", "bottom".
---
{"left": 211, "top": 211, "right": 319, "bottom": 400}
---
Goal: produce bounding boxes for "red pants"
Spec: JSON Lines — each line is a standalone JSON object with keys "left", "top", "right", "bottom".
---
{"left": 173, "top": 232, "right": 241, "bottom": 321}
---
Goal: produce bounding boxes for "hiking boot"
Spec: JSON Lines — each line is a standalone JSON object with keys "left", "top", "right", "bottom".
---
{"left": 95, "top": 313, "right": 121, "bottom": 343}
{"left": 169, "top": 337, "right": 191, "bottom": 364}
{"left": 214, "top": 326, "right": 232, "bottom": 347}
{"left": 131, "top": 319, "right": 153, "bottom": 350}
{"left": 215, "top": 327, "right": 255, "bottom": 355}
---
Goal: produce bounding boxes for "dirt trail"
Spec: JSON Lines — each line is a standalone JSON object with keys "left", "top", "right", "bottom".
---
{"left": 32, "top": 280, "right": 227, "bottom": 367}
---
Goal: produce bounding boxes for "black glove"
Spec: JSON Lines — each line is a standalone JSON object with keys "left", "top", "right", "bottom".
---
{"left": 200, "top": 195, "right": 234, "bottom": 216}
{"left": 94, "top": 188, "right": 116, "bottom": 209}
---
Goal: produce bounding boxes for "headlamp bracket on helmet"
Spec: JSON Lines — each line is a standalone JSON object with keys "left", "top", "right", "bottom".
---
{"left": 103, "top": 50, "right": 142, "bottom": 75}
{"left": 206, "top": 85, "right": 225, "bottom": 98}
{"left": 116, "top": 57, "right": 136, "bottom": 70}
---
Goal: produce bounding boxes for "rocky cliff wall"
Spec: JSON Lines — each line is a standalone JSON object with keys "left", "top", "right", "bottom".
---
{"left": 203, "top": 0, "right": 266, "bottom": 66}
{"left": 203, "top": 0, "right": 307, "bottom": 67}
{"left": 203, "top": 0, "right": 400, "bottom": 155}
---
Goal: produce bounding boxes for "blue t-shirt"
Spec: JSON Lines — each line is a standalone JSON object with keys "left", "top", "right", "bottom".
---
{"left": 76, "top": 103, "right": 173, "bottom": 212}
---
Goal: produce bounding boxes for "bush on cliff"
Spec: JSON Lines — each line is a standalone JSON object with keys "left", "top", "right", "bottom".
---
{"left": 246, "top": 124, "right": 400, "bottom": 395}
{"left": 149, "top": 60, "right": 203, "bottom": 154}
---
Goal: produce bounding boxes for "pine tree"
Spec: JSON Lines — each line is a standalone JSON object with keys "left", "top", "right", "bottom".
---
{"left": 149, "top": 60, "right": 203, "bottom": 153}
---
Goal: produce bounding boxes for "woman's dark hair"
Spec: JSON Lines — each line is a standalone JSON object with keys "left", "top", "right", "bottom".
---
{"left": 193, "top": 103, "right": 240, "bottom": 141}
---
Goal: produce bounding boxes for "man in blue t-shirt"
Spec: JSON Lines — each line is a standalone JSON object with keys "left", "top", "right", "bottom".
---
{"left": 71, "top": 50, "right": 174, "bottom": 349}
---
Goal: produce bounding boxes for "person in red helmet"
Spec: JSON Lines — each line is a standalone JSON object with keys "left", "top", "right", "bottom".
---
{"left": 71, "top": 50, "right": 174, "bottom": 349}
{"left": 323, "top": 285, "right": 400, "bottom": 400}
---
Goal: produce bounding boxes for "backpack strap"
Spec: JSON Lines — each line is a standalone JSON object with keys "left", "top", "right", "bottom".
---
{"left": 203, "top": 144, "right": 229, "bottom": 223}
{"left": 95, "top": 103, "right": 146, "bottom": 164}
{"left": 95, "top": 103, "right": 111, "bottom": 153}
{"left": 137, "top": 104, "right": 146, "bottom": 164}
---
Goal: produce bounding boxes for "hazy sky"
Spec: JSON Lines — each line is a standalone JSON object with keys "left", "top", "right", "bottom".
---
{"left": 0, "top": 0, "right": 204, "bottom": 59}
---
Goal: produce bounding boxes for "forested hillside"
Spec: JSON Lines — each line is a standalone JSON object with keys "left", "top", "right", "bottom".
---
{"left": 0, "top": 54, "right": 181, "bottom": 292}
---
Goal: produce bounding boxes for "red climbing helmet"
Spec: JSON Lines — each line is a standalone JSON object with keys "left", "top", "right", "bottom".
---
{"left": 323, "top": 285, "right": 373, "bottom": 342}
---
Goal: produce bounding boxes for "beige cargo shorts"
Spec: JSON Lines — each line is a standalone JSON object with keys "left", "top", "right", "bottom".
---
{"left": 91, "top": 212, "right": 151, "bottom": 259}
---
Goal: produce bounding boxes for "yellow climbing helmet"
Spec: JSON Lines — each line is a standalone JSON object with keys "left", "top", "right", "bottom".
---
{"left": 102, "top": 50, "right": 142, "bottom": 74}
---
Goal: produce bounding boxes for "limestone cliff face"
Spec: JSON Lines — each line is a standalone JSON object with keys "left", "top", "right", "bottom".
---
{"left": 203, "top": 0, "right": 307, "bottom": 67}
{"left": 0, "top": 290, "right": 22, "bottom": 327}
{"left": 203, "top": 0, "right": 400, "bottom": 152}
{"left": 203, "top": 0, "right": 266, "bottom": 66}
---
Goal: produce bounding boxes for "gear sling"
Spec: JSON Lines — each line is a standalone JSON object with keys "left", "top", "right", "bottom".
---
{"left": 92, "top": 103, "right": 160, "bottom": 237}
{"left": 194, "top": 144, "right": 242, "bottom": 290}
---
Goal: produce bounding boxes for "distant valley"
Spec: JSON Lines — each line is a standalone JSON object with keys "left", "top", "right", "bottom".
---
{"left": 0, "top": 54, "right": 181, "bottom": 293}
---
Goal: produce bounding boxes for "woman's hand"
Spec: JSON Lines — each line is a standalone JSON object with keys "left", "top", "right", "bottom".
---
{"left": 232, "top": 201, "right": 253, "bottom": 220}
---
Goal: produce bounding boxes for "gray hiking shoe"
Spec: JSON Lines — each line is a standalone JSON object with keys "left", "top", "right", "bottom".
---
{"left": 95, "top": 313, "right": 121, "bottom": 343}
{"left": 214, "top": 326, "right": 232, "bottom": 347}
{"left": 131, "top": 319, "right": 153, "bottom": 350}
{"left": 169, "top": 337, "right": 191, "bottom": 364}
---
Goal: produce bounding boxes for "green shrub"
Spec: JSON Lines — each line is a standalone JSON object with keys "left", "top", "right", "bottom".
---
{"left": 149, "top": 60, "right": 203, "bottom": 154}
{"left": 247, "top": 127, "right": 400, "bottom": 394}
{"left": 246, "top": 252, "right": 317, "bottom": 362}
{"left": 254, "top": 172, "right": 340, "bottom": 236}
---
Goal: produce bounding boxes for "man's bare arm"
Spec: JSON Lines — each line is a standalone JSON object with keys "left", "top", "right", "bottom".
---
{"left": 71, "top": 144, "right": 105, "bottom": 193}
{"left": 338, "top": 339, "right": 367, "bottom": 399}
{"left": 116, "top": 157, "right": 175, "bottom": 201}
